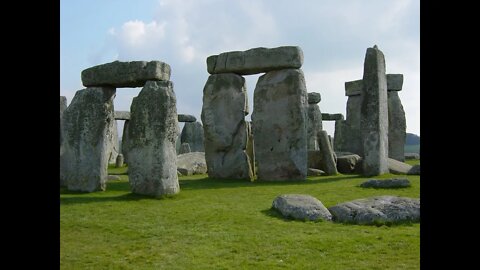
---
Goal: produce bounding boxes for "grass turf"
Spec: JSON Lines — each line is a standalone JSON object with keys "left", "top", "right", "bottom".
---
{"left": 61, "top": 169, "right": 420, "bottom": 269}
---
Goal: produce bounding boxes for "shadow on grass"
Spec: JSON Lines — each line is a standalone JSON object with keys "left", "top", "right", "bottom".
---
{"left": 60, "top": 192, "right": 148, "bottom": 205}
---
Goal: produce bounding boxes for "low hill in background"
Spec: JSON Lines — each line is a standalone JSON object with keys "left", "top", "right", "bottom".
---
{"left": 405, "top": 133, "right": 420, "bottom": 145}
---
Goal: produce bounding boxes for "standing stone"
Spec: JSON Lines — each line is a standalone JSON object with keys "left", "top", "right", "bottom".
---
{"left": 60, "top": 96, "right": 67, "bottom": 146}
{"left": 179, "top": 143, "right": 191, "bottom": 154}
{"left": 252, "top": 69, "right": 308, "bottom": 181}
{"left": 126, "top": 81, "right": 180, "bottom": 197}
{"left": 121, "top": 119, "right": 130, "bottom": 163}
{"left": 115, "top": 154, "right": 124, "bottom": 168}
{"left": 387, "top": 74, "right": 406, "bottom": 162}
{"left": 180, "top": 121, "right": 205, "bottom": 152}
{"left": 306, "top": 92, "right": 322, "bottom": 151}
{"left": 60, "top": 87, "right": 116, "bottom": 191}
{"left": 201, "top": 73, "right": 253, "bottom": 180}
{"left": 361, "top": 46, "right": 389, "bottom": 176}
{"left": 246, "top": 121, "right": 255, "bottom": 177}
{"left": 107, "top": 119, "right": 120, "bottom": 164}
{"left": 318, "top": 130, "right": 338, "bottom": 175}
{"left": 338, "top": 80, "right": 364, "bottom": 156}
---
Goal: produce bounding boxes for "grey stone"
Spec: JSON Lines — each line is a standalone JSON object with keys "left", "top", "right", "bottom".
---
{"left": 126, "top": 80, "right": 180, "bottom": 197}
{"left": 121, "top": 120, "right": 130, "bottom": 163}
{"left": 388, "top": 91, "right": 406, "bottom": 161}
{"left": 307, "top": 150, "right": 323, "bottom": 170}
{"left": 387, "top": 74, "right": 403, "bottom": 91}
{"left": 252, "top": 69, "right": 308, "bottom": 181}
{"left": 114, "top": 111, "right": 130, "bottom": 120}
{"left": 246, "top": 121, "right": 256, "bottom": 177}
{"left": 307, "top": 92, "right": 321, "bottom": 104}
{"left": 179, "top": 143, "right": 191, "bottom": 154}
{"left": 405, "top": 153, "right": 420, "bottom": 160}
{"left": 115, "top": 154, "right": 124, "bottom": 168}
{"left": 207, "top": 46, "right": 304, "bottom": 75}
{"left": 336, "top": 154, "right": 362, "bottom": 174}
{"left": 272, "top": 194, "right": 332, "bottom": 221}
{"left": 407, "top": 164, "right": 420, "bottom": 175}
{"left": 60, "top": 96, "right": 67, "bottom": 146}
{"left": 177, "top": 168, "right": 190, "bottom": 176}
{"left": 328, "top": 196, "right": 420, "bottom": 225}
{"left": 388, "top": 158, "right": 413, "bottom": 174}
{"left": 81, "top": 60, "right": 171, "bottom": 88}
{"left": 361, "top": 46, "right": 389, "bottom": 176}
{"left": 360, "top": 178, "right": 411, "bottom": 188}
{"left": 177, "top": 152, "right": 208, "bottom": 176}
{"left": 345, "top": 79, "right": 363, "bottom": 96}
{"left": 335, "top": 151, "right": 357, "bottom": 157}
{"left": 306, "top": 103, "right": 322, "bottom": 151}
{"left": 60, "top": 87, "right": 116, "bottom": 191}
{"left": 335, "top": 94, "right": 363, "bottom": 156}
{"left": 107, "top": 119, "right": 120, "bottom": 164}
{"left": 201, "top": 73, "right": 253, "bottom": 180}
{"left": 180, "top": 122, "right": 205, "bottom": 152}
{"left": 318, "top": 130, "right": 338, "bottom": 175}
{"left": 107, "top": 175, "right": 121, "bottom": 181}
{"left": 307, "top": 168, "right": 325, "bottom": 176}
{"left": 178, "top": 114, "right": 197, "bottom": 122}
{"left": 321, "top": 113, "right": 344, "bottom": 121}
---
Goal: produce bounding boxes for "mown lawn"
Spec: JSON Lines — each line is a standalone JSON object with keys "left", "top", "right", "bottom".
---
{"left": 60, "top": 166, "right": 420, "bottom": 269}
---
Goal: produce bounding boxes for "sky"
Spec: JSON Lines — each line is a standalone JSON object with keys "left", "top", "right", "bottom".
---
{"left": 60, "top": 0, "right": 420, "bottom": 137}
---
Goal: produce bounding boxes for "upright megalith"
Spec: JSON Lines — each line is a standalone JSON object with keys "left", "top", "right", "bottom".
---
{"left": 107, "top": 119, "right": 120, "bottom": 164}
{"left": 252, "top": 69, "right": 308, "bottom": 181}
{"left": 387, "top": 74, "right": 406, "bottom": 162}
{"left": 201, "top": 73, "right": 253, "bottom": 180}
{"left": 361, "top": 46, "right": 389, "bottom": 176}
{"left": 114, "top": 111, "right": 130, "bottom": 120}
{"left": 81, "top": 60, "right": 171, "bottom": 88}
{"left": 60, "top": 87, "right": 116, "bottom": 191}
{"left": 306, "top": 92, "right": 322, "bottom": 150}
{"left": 60, "top": 96, "right": 67, "bottom": 146}
{"left": 126, "top": 81, "right": 180, "bottom": 197}
{"left": 121, "top": 119, "right": 130, "bottom": 163}
{"left": 180, "top": 121, "right": 205, "bottom": 152}
{"left": 318, "top": 130, "right": 338, "bottom": 175}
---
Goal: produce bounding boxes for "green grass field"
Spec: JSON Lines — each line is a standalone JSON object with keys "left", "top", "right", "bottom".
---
{"left": 404, "top": 144, "right": 420, "bottom": 154}
{"left": 61, "top": 165, "right": 420, "bottom": 269}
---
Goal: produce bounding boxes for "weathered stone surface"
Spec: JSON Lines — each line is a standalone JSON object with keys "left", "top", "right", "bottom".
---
{"left": 121, "top": 120, "right": 130, "bottom": 163}
{"left": 388, "top": 91, "right": 406, "bottom": 162}
{"left": 107, "top": 175, "right": 121, "bottom": 181}
{"left": 318, "top": 130, "right": 338, "bottom": 175}
{"left": 360, "top": 178, "right": 411, "bottom": 188}
{"left": 201, "top": 73, "right": 253, "bottom": 180}
{"left": 179, "top": 143, "right": 191, "bottom": 154}
{"left": 307, "top": 150, "right": 323, "bottom": 170}
{"left": 272, "top": 194, "right": 332, "bottom": 221}
{"left": 321, "top": 113, "right": 344, "bottom": 121}
{"left": 126, "top": 81, "right": 180, "bottom": 197}
{"left": 407, "top": 164, "right": 420, "bottom": 175}
{"left": 177, "top": 152, "right": 208, "bottom": 176}
{"left": 335, "top": 95, "right": 364, "bottom": 156}
{"left": 361, "top": 46, "right": 389, "bottom": 176}
{"left": 81, "top": 60, "right": 171, "bottom": 88}
{"left": 405, "top": 152, "right": 420, "bottom": 160}
{"left": 114, "top": 111, "right": 130, "bottom": 120}
{"left": 60, "top": 96, "right": 67, "bottom": 146}
{"left": 328, "top": 196, "right": 420, "bottom": 225}
{"left": 207, "top": 46, "right": 304, "bottom": 75}
{"left": 180, "top": 122, "right": 205, "bottom": 152}
{"left": 107, "top": 119, "right": 120, "bottom": 164}
{"left": 178, "top": 114, "right": 197, "bottom": 122}
{"left": 335, "top": 151, "right": 357, "bottom": 157}
{"left": 307, "top": 103, "right": 322, "bottom": 150}
{"left": 246, "top": 121, "right": 255, "bottom": 177}
{"left": 307, "top": 168, "right": 325, "bottom": 176}
{"left": 60, "top": 87, "right": 116, "bottom": 191}
{"left": 345, "top": 79, "right": 363, "bottom": 96}
{"left": 115, "top": 154, "right": 124, "bottom": 168}
{"left": 387, "top": 74, "right": 403, "bottom": 91}
{"left": 252, "top": 69, "right": 308, "bottom": 181}
{"left": 307, "top": 92, "right": 321, "bottom": 104}
{"left": 336, "top": 154, "right": 362, "bottom": 174}
{"left": 388, "top": 158, "right": 413, "bottom": 174}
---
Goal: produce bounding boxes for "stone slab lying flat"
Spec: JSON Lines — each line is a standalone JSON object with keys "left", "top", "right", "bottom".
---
{"left": 81, "top": 60, "right": 171, "bottom": 87}
{"left": 308, "top": 92, "right": 321, "bottom": 104}
{"left": 177, "top": 114, "right": 197, "bottom": 122}
{"left": 328, "top": 196, "right": 420, "bottom": 225}
{"left": 114, "top": 111, "right": 130, "bottom": 120}
{"left": 207, "top": 46, "right": 303, "bottom": 75}
{"left": 176, "top": 152, "right": 207, "bottom": 176}
{"left": 321, "top": 113, "right": 344, "bottom": 121}
{"left": 388, "top": 158, "right": 413, "bottom": 174}
{"left": 272, "top": 194, "right": 332, "bottom": 221}
{"left": 360, "top": 178, "right": 411, "bottom": 188}
{"left": 345, "top": 79, "right": 363, "bottom": 96}
{"left": 407, "top": 165, "right": 420, "bottom": 175}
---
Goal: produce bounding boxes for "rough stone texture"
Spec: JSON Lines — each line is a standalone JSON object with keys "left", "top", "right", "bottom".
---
{"left": 252, "top": 69, "right": 308, "bottom": 181}
{"left": 307, "top": 150, "right": 323, "bottom": 170}
{"left": 81, "top": 60, "right": 171, "bottom": 88}
{"left": 337, "top": 95, "right": 363, "bottom": 156}
{"left": 115, "top": 154, "right": 124, "bottom": 168}
{"left": 107, "top": 175, "right": 121, "bottom": 181}
{"left": 60, "top": 96, "right": 67, "bottom": 146}
{"left": 179, "top": 143, "right": 191, "bottom": 154}
{"left": 307, "top": 92, "right": 321, "bottom": 104}
{"left": 207, "top": 46, "right": 304, "bottom": 75}
{"left": 246, "top": 121, "right": 255, "bottom": 177}
{"left": 318, "top": 130, "right": 338, "bottom": 175}
{"left": 388, "top": 158, "right": 413, "bottom": 174}
{"left": 306, "top": 103, "right": 322, "bottom": 150}
{"left": 328, "top": 196, "right": 420, "bottom": 225}
{"left": 307, "top": 168, "right": 325, "bottom": 176}
{"left": 405, "top": 153, "right": 420, "bottom": 160}
{"left": 60, "top": 87, "right": 116, "bottom": 191}
{"left": 407, "top": 164, "right": 420, "bottom": 175}
{"left": 177, "top": 152, "right": 208, "bottom": 176}
{"left": 125, "top": 81, "right": 180, "bottom": 197}
{"left": 360, "top": 178, "right": 411, "bottom": 188}
{"left": 387, "top": 74, "right": 404, "bottom": 91}
{"left": 345, "top": 79, "right": 363, "bottom": 96}
{"left": 201, "top": 73, "right": 253, "bottom": 180}
{"left": 335, "top": 151, "right": 357, "bottom": 157}
{"left": 272, "top": 194, "right": 332, "bottom": 221}
{"left": 107, "top": 119, "right": 120, "bottom": 164}
{"left": 114, "top": 111, "right": 130, "bottom": 120}
{"left": 121, "top": 120, "right": 130, "bottom": 163}
{"left": 178, "top": 114, "right": 197, "bottom": 122}
{"left": 388, "top": 90, "right": 406, "bottom": 162}
{"left": 361, "top": 46, "right": 389, "bottom": 176}
{"left": 321, "top": 113, "right": 344, "bottom": 121}
{"left": 180, "top": 122, "right": 205, "bottom": 152}
{"left": 336, "top": 154, "right": 362, "bottom": 174}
